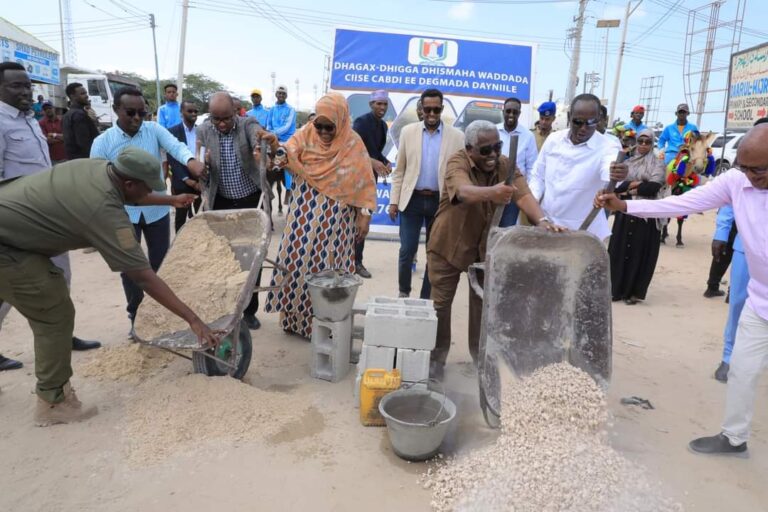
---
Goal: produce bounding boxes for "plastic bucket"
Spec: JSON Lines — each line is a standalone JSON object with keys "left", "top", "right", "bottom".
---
{"left": 378, "top": 388, "right": 456, "bottom": 461}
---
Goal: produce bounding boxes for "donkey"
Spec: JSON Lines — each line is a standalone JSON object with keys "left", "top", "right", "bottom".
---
{"left": 662, "top": 130, "right": 718, "bottom": 247}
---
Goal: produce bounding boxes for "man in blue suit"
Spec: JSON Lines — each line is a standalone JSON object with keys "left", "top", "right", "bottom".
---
{"left": 167, "top": 100, "right": 202, "bottom": 232}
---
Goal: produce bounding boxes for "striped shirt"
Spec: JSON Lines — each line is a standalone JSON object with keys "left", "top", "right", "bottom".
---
{"left": 90, "top": 121, "right": 194, "bottom": 224}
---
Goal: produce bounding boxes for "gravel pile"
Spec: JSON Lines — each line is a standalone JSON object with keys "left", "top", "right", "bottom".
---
{"left": 422, "top": 363, "right": 683, "bottom": 512}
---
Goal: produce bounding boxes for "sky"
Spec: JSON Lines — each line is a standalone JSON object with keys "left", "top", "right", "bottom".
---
{"left": 7, "top": 0, "right": 768, "bottom": 131}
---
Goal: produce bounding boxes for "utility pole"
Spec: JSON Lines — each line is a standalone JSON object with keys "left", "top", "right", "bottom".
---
{"left": 609, "top": 0, "right": 643, "bottom": 124}
{"left": 565, "top": 0, "right": 588, "bottom": 105}
{"left": 295, "top": 78, "right": 300, "bottom": 110}
{"left": 270, "top": 72, "right": 276, "bottom": 97}
{"left": 149, "top": 14, "right": 162, "bottom": 114}
{"left": 313, "top": 83, "right": 318, "bottom": 104}
{"left": 176, "top": 0, "right": 190, "bottom": 102}
{"left": 58, "top": 0, "right": 66, "bottom": 64}
{"left": 596, "top": 19, "right": 620, "bottom": 102}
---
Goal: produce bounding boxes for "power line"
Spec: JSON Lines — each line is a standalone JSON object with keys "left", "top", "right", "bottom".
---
{"left": 19, "top": 15, "right": 143, "bottom": 27}
{"left": 80, "top": 0, "right": 126, "bottom": 19}
{"left": 238, "top": 0, "right": 329, "bottom": 53}
{"left": 630, "top": 0, "right": 682, "bottom": 44}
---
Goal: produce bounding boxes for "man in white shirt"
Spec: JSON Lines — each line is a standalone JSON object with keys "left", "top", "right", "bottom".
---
{"left": 528, "top": 93, "right": 628, "bottom": 240}
{"left": 497, "top": 97, "right": 538, "bottom": 227}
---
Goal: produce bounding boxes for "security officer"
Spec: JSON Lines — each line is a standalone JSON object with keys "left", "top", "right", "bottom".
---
{"left": 534, "top": 101, "right": 557, "bottom": 152}
{"left": 0, "top": 147, "right": 218, "bottom": 426}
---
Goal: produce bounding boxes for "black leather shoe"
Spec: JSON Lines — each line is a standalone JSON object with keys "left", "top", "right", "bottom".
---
{"left": 0, "top": 354, "right": 23, "bottom": 371}
{"left": 356, "top": 264, "right": 372, "bottom": 279}
{"left": 72, "top": 337, "right": 102, "bottom": 351}
{"left": 689, "top": 433, "right": 747, "bottom": 456}
{"left": 703, "top": 288, "right": 726, "bottom": 298}
{"left": 243, "top": 313, "right": 261, "bottom": 330}
{"left": 714, "top": 361, "right": 730, "bottom": 383}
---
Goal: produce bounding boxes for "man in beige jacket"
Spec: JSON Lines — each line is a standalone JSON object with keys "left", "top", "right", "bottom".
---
{"left": 388, "top": 89, "right": 465, "bottom": 299}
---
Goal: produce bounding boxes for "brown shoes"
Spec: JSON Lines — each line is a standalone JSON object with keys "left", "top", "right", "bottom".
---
{"left": 34, "top": 382, "right": 98, "bottom": 427}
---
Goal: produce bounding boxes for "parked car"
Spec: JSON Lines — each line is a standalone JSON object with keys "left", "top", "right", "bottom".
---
{"left": 711, "top": 132, "right": 746, "bottom": 175}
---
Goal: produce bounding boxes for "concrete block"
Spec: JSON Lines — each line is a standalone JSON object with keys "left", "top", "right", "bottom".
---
{"left": 364, "top": 305, "right": 437, "bottom": 350}
{"left": 395, "top": 348, "right": 431, "bottom": 383}
{"left": 369, "top": 296, "right": 434, "bottom": 309}
{"left": 358, "top": 344, "right": 396, "bottom": 372}
{"left": 310, "top": 317, "right": 352, "bottom": 383}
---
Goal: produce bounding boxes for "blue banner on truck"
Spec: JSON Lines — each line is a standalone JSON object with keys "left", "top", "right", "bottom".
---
{"left": 331, "top": 28, "right": 533, "bottom": 101}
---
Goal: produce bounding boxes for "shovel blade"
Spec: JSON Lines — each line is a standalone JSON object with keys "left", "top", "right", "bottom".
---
{"left": 480, "top": 227, "right": 612, "bottom": 383}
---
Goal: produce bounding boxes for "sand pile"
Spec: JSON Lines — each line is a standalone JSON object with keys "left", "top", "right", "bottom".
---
{"left": 124, "top": 374, "right": 309, "bottom": 464}
{"left": 133, "top": 220, "right": 249, "bottom": 341}
{"left": 79, "top": 344, "right": 176, "bottom": 383}
{"left": 422, "top": 364, "right": 683, "bottom": 512}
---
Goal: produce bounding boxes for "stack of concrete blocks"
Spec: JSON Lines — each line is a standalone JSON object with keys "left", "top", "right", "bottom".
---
{"left": 353, "top": 297, "right": 437, "bottom": 406}
{"left": 310, "top": 315, "right": 353, "bottom": 383}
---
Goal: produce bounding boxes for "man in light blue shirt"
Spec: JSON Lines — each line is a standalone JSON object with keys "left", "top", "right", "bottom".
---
{"left": 496, "top": 97, "right": 538, "bottom": 227}
{"left": 157, "top": 83, "right": 181, "bottom": 129}
{"left": 266, "top": 85, "right": 296, "bottom": 143}
{"left": 658, "top": 103, "right": 698, "bottom": 164}
{"left": 91, "top": 86, "right": 204, "bottom": 333}
{"left": 247, "top": 88, "right": 270, "bottom": 127}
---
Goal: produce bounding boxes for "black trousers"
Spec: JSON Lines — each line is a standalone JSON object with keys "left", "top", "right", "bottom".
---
{"left": 213, "top": 192, "right": 263, "bottom": 316}
{"left": 706, "top": 221, "right": 738, "bottom": 290}
{"left": 171, "top": 183, "right": 201, "bottom": 232}
{"left": 122, "top": 214, "right": 170, "bottom": 322}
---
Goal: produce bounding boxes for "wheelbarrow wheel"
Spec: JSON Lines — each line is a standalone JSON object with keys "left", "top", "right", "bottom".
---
{"left": 192, "top": 320, "right": 252, "bottom": 379}
{"left": 479, "top": 384, "right": 501, "bottom": 429}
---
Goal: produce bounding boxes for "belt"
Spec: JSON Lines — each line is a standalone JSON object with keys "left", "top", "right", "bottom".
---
{"left": 414, "top": 189, "right": 438, "bottom": 196}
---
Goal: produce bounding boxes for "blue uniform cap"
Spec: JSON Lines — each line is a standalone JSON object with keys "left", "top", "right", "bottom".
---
{"left": 538, "top": 101, "right": 556, "bottom": 117}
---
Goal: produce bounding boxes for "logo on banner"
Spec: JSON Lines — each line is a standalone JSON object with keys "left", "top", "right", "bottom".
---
{"left": 408, "top": 38, "right": 458, "bottom": 67}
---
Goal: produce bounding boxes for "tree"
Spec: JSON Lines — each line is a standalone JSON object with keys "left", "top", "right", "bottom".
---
{"left": 106, "top": 71, "right": 231, "bottom": 113}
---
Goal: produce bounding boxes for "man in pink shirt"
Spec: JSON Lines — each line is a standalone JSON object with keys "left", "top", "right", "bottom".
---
{"left": 596, "top": 123, "right": 768, "bottom": 457}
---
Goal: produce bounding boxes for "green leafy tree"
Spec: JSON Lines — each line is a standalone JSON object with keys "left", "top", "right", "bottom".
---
{"left": 106, "top": 71, "right": 231, "bottom": 114}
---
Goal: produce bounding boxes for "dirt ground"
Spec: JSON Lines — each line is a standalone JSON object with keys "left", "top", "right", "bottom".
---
{"left": 1, "top": 210, "right": 766, "bottom": 512}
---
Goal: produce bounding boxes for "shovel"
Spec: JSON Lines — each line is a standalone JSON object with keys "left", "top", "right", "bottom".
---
{"left": 578, "top": 148, "right": 630, "bottom": 231}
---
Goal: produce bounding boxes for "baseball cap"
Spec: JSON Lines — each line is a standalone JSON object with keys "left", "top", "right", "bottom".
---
{"left": 676, "top": 103, "right": 690, "bottom": 113}
{"left": 42, "top": 101, "right": 54, "bottom": 109}
{"left": 250, "top": 88, "right": 262, "bottom": 96}
{"left": 112, "top": 147, "right": 165, "bottom": 192}
{"left": 276, "top": 85, "right": 288, "bottom": 93}
{"left": 631, "top": 105, "right": 645, "bottom": 113}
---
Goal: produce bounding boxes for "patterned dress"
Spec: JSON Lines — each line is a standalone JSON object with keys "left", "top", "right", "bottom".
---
{"left": 265, "top": 175, "right": 357, "bottom": 338}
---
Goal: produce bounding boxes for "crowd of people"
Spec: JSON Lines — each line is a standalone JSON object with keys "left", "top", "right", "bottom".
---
{"left": 1, "top": 58, "right": 766, "bottom": 460}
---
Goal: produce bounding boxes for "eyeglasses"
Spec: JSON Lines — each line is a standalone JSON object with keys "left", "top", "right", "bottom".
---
{"left": 504, "top": 108, "right": 521, "bottom": 115}
{"left": 571, "top": 118, "right": 598, "bottom": 128}
{"left": 124, "top": 108, "right": 148, "bottom": 118}
{"left": 736, "top": 164, "right": 768, "bottom": 175}
{"left": 210, "top": 115, "right": 233, "bottom": 124}
{"left": 422, "top": 106, "right": 443, "bottom": 115}
{"left": 314, "top": 121, "right": 335, "bottom": 133}
{"left": 677, "top": 110, "right": 689, "bottom": 115}
{"left": 477, "top": 141, "right": 503, "bottom": 156}
{"left": 637, "top": 138, "right": 653, "bottom": 146}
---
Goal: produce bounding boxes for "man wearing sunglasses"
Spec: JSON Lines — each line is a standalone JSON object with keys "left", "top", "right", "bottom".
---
{"left": 389, "top": 88, "right": 465, "bottom": 299}
{"left": 595, "top": 123, "right": 768, "bottom": 457}
{"left": 528, "top": 93, "right": 628, "bottom": 240}
{"left": 167, "top": 99, "right": 202, "bottom": 232}
{"left": 496, "top": 97, "right": 538, "bottom": 227}
{"left": 426, "top": 120, "right": 565, "bottom": 379}
{"left": 658, "top": 103, "right": 698, "bottom": 164}
{"left": 91, "top": 86, "right": 206, "bottom": 338}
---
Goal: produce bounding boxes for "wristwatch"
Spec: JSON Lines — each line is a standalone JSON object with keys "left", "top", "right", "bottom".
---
{"left": 537, "top": 216, "right": 552, "bottom": 225}
{"left": 360, "top": 208, "right": 372, "bottom": 217}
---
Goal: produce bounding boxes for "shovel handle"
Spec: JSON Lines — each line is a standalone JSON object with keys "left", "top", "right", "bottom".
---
{"left": 467, "top": 263, "right": 485, "bottom": 299}
{"left": 578, "top": 149, "right": 629, "bottom": 231}
{"left": 489, "top": 135, "right": 519, "bottom": 228}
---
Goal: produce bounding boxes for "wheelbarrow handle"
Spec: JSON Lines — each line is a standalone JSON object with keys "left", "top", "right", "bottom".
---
{"left": 467, "top": 263, "right": 485, "bottom": 300}
{"left": 252, "top": 257, "right": 296, "bottom": 293}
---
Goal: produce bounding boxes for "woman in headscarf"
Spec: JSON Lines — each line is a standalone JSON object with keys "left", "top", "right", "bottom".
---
{"left": 608, "top": 128, "right": 666, "bottom": 305}
{"left": 265, "top": 93, "right": 377, "bottom": 338}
